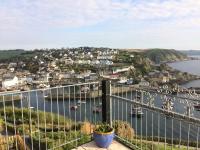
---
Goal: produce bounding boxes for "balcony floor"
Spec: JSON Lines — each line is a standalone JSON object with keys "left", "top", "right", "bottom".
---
{"left": 72, "top": 140, "right": 131, "bottom": 150}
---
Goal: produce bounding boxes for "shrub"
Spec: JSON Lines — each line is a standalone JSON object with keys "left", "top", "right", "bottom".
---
{"left": 113, "top": 120, "right": 135, "bottom": 139}
{"left": 80, "top": 121, "right": 94, "bottom": 135}
{"left": 0, "top": 118, "right": 4, "bottom": 132}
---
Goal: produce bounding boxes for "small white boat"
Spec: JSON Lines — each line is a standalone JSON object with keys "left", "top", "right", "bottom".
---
{"left": 81, "top": 86, "right": 89, "bottom": 93}
{"left": 77, "top": 100, "right": 86, "bottom": 104}
{"left": 130, "top": 107, "right": 144, "bottom": 117}
{"left": 29, "top": 107, "right": 35, "bottom": 109}
{"left": 117, "top": 79, "right": 127, "bottom": 84}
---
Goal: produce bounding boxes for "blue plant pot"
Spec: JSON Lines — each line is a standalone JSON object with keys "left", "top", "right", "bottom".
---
{"left": 93, "top": 129, "right": 114, "bottom": 148}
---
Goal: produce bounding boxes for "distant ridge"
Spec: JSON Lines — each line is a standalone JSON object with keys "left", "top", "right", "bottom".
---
{"left": 181, "top": 50, "right": 200, "bottom": 56}
{"left": 143, "top": 48, "right": 188, "bottom": 64}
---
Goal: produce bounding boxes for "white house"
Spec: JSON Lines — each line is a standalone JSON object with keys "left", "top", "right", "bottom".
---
{"left": 8, "top": 63, "right": 17, "bottom": 68}
{"left": 97, "top": 55, "right": 113, "bottom": 60}
{"left": 2, "top": 75, "right": 19, "bottom": 89}
{"left": 64, "top": 58, "right": 74, "bottom": 65}
{"left": 51, "top": 61, "right": 57, "bottom": 68}
{"left": 117, "top": 77, "right": 128, "bottom": 84}
{"left": 112, "top": 66, "right": 134, "bottom": 74}
{"left": 160, "top": 76, "right": 170, "bottom": 83}
{"left": 59, "top": 73, "right": 72, "bottom": 80}
{"left": 9, "top": 67, "right": 15, "bottom": 72}
{"left": 99, "top": 60, "right": 113, "bottom": 65}
{"left": 77, "top": 60, "right": 91, "bottom": 65}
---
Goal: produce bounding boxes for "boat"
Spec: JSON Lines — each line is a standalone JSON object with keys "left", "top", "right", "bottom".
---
{"left": 117, "top": 79, "right": 127, "bottom": 84}
{"left": 92, "top": 105, "right": 102, "bottom": 113}
{"left": 135, "top": 95, "right": 141, "bottom": 100}
{"left": 70, "top": 105, "right": 78, "bottom": 110}
{"left": 130, "top": 107, "right": 144, "bottom": 117}
{"left": 29, "top": 107, "right": 35, "bottom": 110}
{"left": 126, "top": 78, "right": 133, "bottom": 85}
{"left": 43, "top": 90, "right": 49, "bottom": 98}
{"left": 194, "top": 104, "right": 200, "bottom": 111}
{"left": 77, "top": 100, "right": 86, "bottom": 104}
{"left": 81, "top": 86, "right": 90, "bottom": 93}
{"left": 38, "top": 84, "right": 50, "bottom": 89}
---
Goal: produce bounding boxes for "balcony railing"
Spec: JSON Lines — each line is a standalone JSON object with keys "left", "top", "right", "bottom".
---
{"left": 0, "top": 81, "right": 200, "bottom": 150}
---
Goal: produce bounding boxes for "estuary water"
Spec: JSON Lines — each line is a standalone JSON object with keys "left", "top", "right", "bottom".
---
{"left": 5, "top": 90, "right": 199, "bottom": 142}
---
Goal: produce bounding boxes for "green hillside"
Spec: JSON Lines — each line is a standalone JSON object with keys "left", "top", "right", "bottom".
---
{"left": 0, "top": 50, "right": 35, "bottom": 62}
{"left": 144, "top": 49, "right": 187, "bottom": 64}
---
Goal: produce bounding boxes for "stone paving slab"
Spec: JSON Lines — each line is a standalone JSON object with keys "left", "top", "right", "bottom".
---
{"left": 72, "top": 140, "right": 131, "bottom": 150}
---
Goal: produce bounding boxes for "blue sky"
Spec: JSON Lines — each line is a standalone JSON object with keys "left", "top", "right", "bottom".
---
{"left": 0, "top": 0, "right": 200, "bottom": 50}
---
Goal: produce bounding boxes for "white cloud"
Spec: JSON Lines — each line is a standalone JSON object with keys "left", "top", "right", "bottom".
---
{"left": 0, "top": 0, "right": 200, "bottom": 30}
{"left": 1, "top": 0, "right": 200, "bottom": 49}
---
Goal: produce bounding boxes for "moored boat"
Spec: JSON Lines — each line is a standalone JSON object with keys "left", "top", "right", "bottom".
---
{"left": 92, "top": 105, "right": 102, "bottom": 113}
{"left": 130, "top": 107, "right": 144, "bottom": 117}
{"left": 194, "top": 104, "right": 200, "bottom": 111}
{"left": 70, "top": 105, "right": 78, "bottom": 110}
{"left": 77, "top": 100, "right": 86, "bottom": 104}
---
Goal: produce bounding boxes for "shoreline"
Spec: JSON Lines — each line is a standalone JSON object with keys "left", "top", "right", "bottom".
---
{"left": 166, "top": 56, "right": 199, "bottom": 64}
{"left": 46, "top": 86, "right": 132, "bottom": 100}
{"left": 164, "top": 58, "right": 200, "bottom": 87}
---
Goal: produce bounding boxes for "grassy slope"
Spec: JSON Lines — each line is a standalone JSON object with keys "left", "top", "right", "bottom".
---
{"left": 144, "top": 49, "right": 187, "bottom": 63}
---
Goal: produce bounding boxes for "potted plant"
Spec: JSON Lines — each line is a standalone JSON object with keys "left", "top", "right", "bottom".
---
{"left": 93, "top": 124, "right": 114, "bottom": 148}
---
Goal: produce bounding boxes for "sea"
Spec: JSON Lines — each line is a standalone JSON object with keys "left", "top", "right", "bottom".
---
{"left": 168, "top": 55, "right": 200, "bottom": 88}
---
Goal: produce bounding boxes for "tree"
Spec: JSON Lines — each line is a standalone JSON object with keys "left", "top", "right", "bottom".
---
{"left": 26, "top": 62, "right": 39, "bottom": 74}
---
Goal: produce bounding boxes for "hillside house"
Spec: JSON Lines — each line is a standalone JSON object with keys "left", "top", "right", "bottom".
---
{"left": 160, "top": 75, "right": 170, "bottom": 83}
{"left": 97, "top": 55, "right": 113, "bottom": 60}
{"left": 84, "top": 73, "right": 98, "bottom": 82}
{"left": 112, "top": 66, "right": 134, "bottom": 74}
{"left": 2, "top": 75, "right": 19, "bottom": 90}
{"left": 59, "top": 73, "right": 72, "bottom": 80}
{"left": 99, "top": 60, "right": 113, "bottom": 65}
{"left": 64, "top": 58, "right": 74, "bottom": 65}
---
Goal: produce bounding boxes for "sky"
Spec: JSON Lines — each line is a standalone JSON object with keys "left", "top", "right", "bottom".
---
{"left": 0, "top": 0, "right": 200, "bottom": 50}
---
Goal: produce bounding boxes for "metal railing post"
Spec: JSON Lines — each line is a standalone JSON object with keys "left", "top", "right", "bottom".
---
{"left": 102, "top": 80, "right": 112, "bottom": 126}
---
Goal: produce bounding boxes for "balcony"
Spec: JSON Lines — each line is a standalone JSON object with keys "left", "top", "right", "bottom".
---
{"left": 73, "top": 140, "right": 131, "bottom": 150}
{"left": 0, "top": 81, "right": 199, "bottom": 149}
